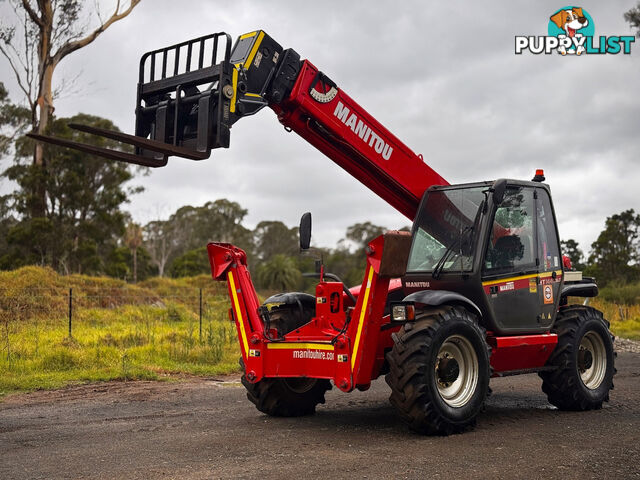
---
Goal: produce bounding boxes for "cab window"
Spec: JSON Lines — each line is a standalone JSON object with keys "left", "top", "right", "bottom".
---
{"left": 484, "top": 187, "right": 536, "bottom": 275}
{"left": 536, "top": 189, "right": 561, "bottom": 271}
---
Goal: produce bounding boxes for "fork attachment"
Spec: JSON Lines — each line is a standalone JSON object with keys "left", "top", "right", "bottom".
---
{"left": 28, "top": 31, "right": 299, "bottom": 166}
{"left": 28, "top": 32, "right": 238, "bottom": 165}
{"left": 133, "top": 32, "right": 234, "bottom": 160}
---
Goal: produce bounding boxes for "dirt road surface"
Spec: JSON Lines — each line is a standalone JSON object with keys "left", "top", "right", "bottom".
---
{"left": 1, "top": 352, "right": 639, "bottom": 480}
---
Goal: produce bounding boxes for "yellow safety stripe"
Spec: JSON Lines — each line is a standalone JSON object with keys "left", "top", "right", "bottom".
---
{"left": 244, "top": 93, "right": 262, "bottom": 97}
{"left": 230, "top": 68, "right": 238, "bottom": 114}
{"left": 244, "top": 31, "right": 265, "bottom": 69}
{"left": 351, "top": 266, "right": 374, "bottom": 370}
{"left": 267, "top": 343, "right": 334, "bottom": 351}
{"left": 482, "top": 270, "right": 563, "bottom": 287}
{"left": 228, "top": 271, "right": 249, "bottom": 356}
{"left": 240, "top": 31, "right": 257, "bottom": 40}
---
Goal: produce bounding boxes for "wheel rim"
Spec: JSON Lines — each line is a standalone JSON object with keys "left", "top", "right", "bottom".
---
{"left": 283, "top": 377, "right": 316, "bottom": 394}
{"left": 578, "top": 331, "right": 607, "bottom": 390}
{"left": 435, "top": 335, "right": 479, "bottom": 408}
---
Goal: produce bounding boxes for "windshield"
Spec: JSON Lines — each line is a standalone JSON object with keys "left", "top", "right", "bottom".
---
{"left": 407, "top": 187, "right": 486, "bottom": 273}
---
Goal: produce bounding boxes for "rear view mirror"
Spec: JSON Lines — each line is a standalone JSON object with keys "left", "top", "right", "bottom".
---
{"left": 492, "top": 179, "right": 508, "bottom": 205}
{"left": 299, "top": 212, "right": 312, "bottom": 250}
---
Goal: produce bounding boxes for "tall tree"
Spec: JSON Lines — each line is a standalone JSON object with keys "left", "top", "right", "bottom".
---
{"left": 186, "top": 199, "right": 253, "bottom": 252}
{"left": 1, "top": 113, "right": 140, "bottom": 273}
{"left": 0, "top": 0, "right": 141, "bottom": 215}
{"left": 257, "top": 254, "right": 302, "bottom": 292}
{"left": 143, "top": 219, "right": 186, "bottom": 278}
{"left": 124, "top": 221, "right": 142, "bottom": 282}
{"left": 625, "top": 2, "right": 640, "bottom": 37}
{"left": 561, "top": 239, "right": 584, "bottom": 270}
{"left": 169, "top": 246, "right": 210, "bottom": 278}
{"left": 345, "top": 221, "right": 386, "bottom": 251}
{"left": 588, "top": 209, "right": 640, "bottom": 286}
{"left": 0, "top": 82, "right": 30, "bottom": 156}
{"left": 253, "top": 220, "right": 299, "bottom": 262}
{"left": 144, "top": 199, "right": 254, "bottom": 276}
{"left": 0, "top": 195, "right": 17, "bottom": 261}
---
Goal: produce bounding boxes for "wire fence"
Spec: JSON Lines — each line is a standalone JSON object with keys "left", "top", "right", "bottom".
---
{"left": 0, "top": 287, "right": 230, "bottom": 340}
{"left": 0, "top": 286, "right": 238, "bottom": 373}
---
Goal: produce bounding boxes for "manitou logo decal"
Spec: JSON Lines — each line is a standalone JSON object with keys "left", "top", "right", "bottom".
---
{"left": 406, "top": 281, "right": 430, "bottom": 288}
{"left": 515, "top": 6, "right": 634, "bottom": 55}
{"left": 333, "top": 101, "right": 393, "bottom": 160}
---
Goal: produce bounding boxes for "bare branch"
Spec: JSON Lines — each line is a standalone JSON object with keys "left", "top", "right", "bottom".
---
{"left": 20, "top": 0, "right": 43, "bottom": 28}
{"left": 0, "top": 119, "right": 30, "bottom": 153}
{"left": 0, "top": 44, "right": 34, "bottom": 106}
{"left": 52, "top": 69, "right": 83, "bottom": 101}
{"left": 53, "top": 0, "right": 140, "bottom": 62}
{"left": 93, "top": 0, "right": 104, "bottom": 24}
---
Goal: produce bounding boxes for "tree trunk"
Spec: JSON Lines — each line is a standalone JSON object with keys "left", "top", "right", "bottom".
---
{"left": 32, "top": 0, "right": 55, "bottom": 218}
{"left": 133, "top": 247, "right": 138, "bottom": 283}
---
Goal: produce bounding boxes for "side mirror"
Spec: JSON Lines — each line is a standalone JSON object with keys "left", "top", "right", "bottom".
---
{"left": 299, "top": 212, "right": 312, "bottom": 250}
{"left": 492, "top": 179, "right": 508, "bottom": 205}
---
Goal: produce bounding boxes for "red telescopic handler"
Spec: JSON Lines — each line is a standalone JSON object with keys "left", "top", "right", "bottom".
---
{"left": 30, "top": 30, "right": 615, "bottom": 435}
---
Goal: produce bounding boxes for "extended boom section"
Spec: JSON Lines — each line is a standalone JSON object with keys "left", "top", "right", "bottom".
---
{"left": 272, "top": 60, "right": 447, "bottom": 219}
{"left": 28, "top": 30, "right": 447, "bottom": 219}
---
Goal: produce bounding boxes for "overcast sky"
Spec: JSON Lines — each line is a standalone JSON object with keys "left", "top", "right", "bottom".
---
{"left": 1, "top": 0, "right": 639, "bottom": 255}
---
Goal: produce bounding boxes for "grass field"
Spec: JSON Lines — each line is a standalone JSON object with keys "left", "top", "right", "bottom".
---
{"left": 0, "top": 267, "right": 240, "bottom": 397}
{"left": 590, "top": 298, "right": 640, "bottom": 340}
{"left": 0, "top": 267, "right": 638, "bottom": 398}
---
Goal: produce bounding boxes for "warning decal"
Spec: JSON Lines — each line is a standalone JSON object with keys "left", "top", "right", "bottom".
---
{"left": 543, "top": 285, "right": 554, "bottom": 304}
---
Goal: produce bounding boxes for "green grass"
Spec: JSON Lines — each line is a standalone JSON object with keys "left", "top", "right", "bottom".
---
{"left": 1, "top": 267, "right": 639, "bottom": 399}
{"left": 0, "top": 267, "right": 240, "bottom": 398}
{"left": 590, "top": 298, "right": 640, "bottom": 340}
{"left": 593, "top": 283, "right": 640, "bottom": 339}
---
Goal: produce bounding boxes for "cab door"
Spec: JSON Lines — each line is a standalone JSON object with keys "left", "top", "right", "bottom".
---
{"left": 481, "top": 186, "right": 542, "bottom": 333}
{"left": 534, "top": 187, "right": 563, "bottom": 328}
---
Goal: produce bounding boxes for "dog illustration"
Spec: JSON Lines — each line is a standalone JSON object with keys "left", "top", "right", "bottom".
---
{"left": 550, "top": 7, "right": 589, "bottom": 55}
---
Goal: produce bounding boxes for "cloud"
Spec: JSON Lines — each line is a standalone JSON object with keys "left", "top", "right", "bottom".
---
{"left": 1, "top": 0, "right": 638, "bottom": 255}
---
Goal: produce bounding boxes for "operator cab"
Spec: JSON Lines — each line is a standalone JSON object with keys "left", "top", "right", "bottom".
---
{"left": 402, "top": 177, "right": 563, "bottom": 335}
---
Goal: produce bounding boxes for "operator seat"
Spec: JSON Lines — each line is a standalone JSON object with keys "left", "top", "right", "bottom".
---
{"left": 491, "top": 235, "right": 525, "bottom": 268}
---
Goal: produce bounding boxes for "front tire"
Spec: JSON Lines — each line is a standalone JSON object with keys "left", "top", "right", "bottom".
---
{"left": 240, "top": 359, "right": 331, "bottom": 417}
{"left": 539, "top": 305, "right": 615, "bottom": 410}
{"left": 385, "top": 306, "right": 491, "bottom": 435}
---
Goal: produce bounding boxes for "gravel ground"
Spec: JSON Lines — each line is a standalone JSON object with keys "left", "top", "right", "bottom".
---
{"left": 1, "top": 352, "right": 639, "bottom": 480}
{"left": 614, "top": 337, "right": 640, "bottom": 353}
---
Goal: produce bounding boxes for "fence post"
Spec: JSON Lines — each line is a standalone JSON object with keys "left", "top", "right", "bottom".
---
{"left": 199, "top": 288, "right": 203, "bottom": 342}
{"left": 68, "top": 287, "right": 73, "bottom": 338}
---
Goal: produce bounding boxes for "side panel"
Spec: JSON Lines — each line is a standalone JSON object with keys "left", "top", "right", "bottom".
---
{"left": 488, "top": 334, "right": 557, "bottom": 374}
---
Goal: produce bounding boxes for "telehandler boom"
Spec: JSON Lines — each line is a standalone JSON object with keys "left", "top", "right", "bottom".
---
{"left": 30, "top": 30, "right": 615, "bottom": 435}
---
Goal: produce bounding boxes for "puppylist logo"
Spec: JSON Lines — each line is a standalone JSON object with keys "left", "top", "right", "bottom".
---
{"left": 515, "top": 7, "right": 635, "bottom": 55}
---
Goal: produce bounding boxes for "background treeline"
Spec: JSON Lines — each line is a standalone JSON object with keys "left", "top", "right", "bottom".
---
{"left": 1, "top": 89, "right": 639, "bottom": 293}
{"left": 0, "top": 102, "right": 391, "bottom": 291}
{"left": 0, "top": 0, "right": 638, "bottom": 297}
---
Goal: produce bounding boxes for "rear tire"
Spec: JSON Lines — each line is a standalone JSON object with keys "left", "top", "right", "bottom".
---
{"left": 539, "top": 305, "right": 615, "bottom": 410}
{"left": 385, "top": 306, "right": 491, "bottom": 435}
{"left": 240, "top": 359, "right": 331, "bottom": 417}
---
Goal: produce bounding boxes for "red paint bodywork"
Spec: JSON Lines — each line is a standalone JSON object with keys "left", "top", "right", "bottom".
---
{"left": 208, "top": 239, "right": 557, "bottom": 391}
{"left": 487, "top": 334, "right": 557, "bottom": 374}
{"left": 207, "top": 56, "right": 557, "bottom": 390}
{"left": 271, "top": 60, "right": 448, "bottom": 221}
